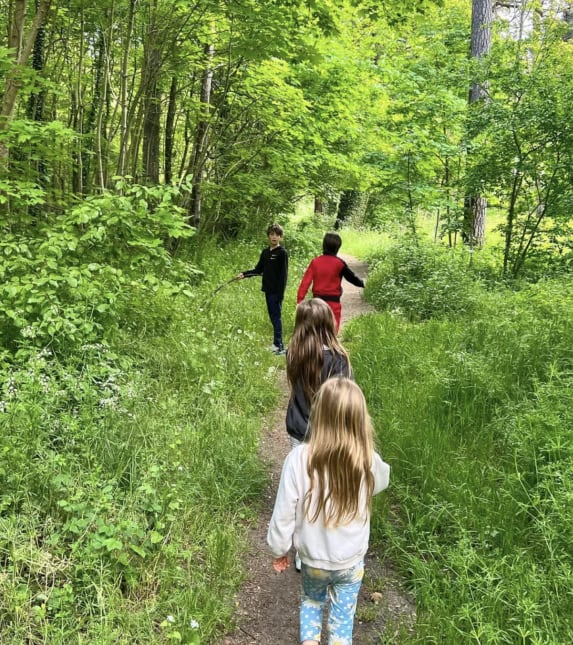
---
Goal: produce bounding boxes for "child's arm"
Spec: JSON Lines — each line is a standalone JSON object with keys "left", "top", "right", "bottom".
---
{"left": 267, "top": 451, "right": 299, "bottom": 566}
{"left": 341, "top": 262, "right": 365, "bottom": 289}
{"left": 297, "top": 260, "right": 314, "bottom": 303}
{"left": 372, "top": 452, "right": 390, "bottom": 495}
{"left": 237, "top": 249, "right": 266, "bottom": 279}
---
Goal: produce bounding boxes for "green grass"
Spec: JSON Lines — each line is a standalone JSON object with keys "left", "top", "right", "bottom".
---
{"left": 344, "top": 260, "right": 573, "bottom": 643}
{"left": 337, "top": 227, "right": 393, "bottom": 259}
{"left": 3, "top": 215, "right": 572, "bottom": 643}
{"left": 0, "top": 236, "right": 301, "bottom": 643}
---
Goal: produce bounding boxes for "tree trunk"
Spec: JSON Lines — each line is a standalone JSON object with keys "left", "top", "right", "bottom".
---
{"left": 26, "top": 0, "right": 46, "bottom": 122}
{"left": 142, "top": 46, "right": 162, "bottom": 184}
{"left": 164, "top": 76, "right": 177, "bottom": 184}
{"left": 335, "top": 190, "right": 358, "bottom": 229}
{"left": 140, "top": 0, "right": 162, "bottom": 186}
{"left": 187, "top": 41, "right": 214, "bottom": 228}
{"left": 463, "top": 0, "right": 492, "bottom": 248}
{"left": 0, "top": 0, "right": 53, "bottom": 160}
{"left": 117, "top": 0, "right": 137, "bottom": 177}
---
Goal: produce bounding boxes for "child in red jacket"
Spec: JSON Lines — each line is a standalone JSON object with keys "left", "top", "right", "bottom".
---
{"left": 297, "top": 233, "right": 364, "bottom": 332}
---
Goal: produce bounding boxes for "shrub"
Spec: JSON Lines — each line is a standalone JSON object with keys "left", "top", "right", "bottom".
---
{"left": 364, "top": 241, "right": 481, "bottom": 321}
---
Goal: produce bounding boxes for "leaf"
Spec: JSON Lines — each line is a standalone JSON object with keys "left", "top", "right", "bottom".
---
{"left": 149, "top": 530, "right": 164, "bottom": 544}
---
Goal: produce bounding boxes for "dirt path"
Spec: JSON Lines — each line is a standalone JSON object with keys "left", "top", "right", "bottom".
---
{"left": 220, "top": 255, "right": 415, "bottom": 644}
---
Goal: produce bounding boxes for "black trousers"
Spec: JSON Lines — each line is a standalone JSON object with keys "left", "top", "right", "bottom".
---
{"left": 265, "top": 292, "right": 284, "bottom": 349}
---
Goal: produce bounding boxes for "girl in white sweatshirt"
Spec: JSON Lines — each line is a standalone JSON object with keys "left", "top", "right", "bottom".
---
{"left": 267, "top": 377, "right": 390, "bottom": 645}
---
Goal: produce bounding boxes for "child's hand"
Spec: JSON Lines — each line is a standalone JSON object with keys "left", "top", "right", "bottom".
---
{"left": 237, "top": 273, "right": 244, "bottom": 280}
{"left": 272, "top": 555, "right": 290, "bottom": 572}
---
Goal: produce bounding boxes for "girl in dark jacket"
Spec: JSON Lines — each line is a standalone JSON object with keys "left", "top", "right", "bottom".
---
{"left": 286, "top": 298, "right": 352, "bottom": 449}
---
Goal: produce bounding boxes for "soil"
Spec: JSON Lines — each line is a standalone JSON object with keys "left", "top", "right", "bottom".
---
{"left": 220, "top": 255, "right": 416, "bottom": 645}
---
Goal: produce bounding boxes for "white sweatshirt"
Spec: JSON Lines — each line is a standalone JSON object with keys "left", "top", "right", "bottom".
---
{"left": 267, "top": 444, "right": 390, "bottom": 570}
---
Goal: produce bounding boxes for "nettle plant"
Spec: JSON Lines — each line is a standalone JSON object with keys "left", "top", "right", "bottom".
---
{"left": 0, "top": 180, "right": 196, "bottom": 355}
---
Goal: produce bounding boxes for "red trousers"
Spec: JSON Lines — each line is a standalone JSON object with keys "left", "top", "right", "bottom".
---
{"left": 327, "top": 301, "right": 342, "bottom": 333}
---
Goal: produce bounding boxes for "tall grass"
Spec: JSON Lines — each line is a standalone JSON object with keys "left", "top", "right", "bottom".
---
{"left": 345, "top": 248, "right": 573, "bottom": 642}
{"left": 0, "top": 230, "right": 317, "bottom": 643}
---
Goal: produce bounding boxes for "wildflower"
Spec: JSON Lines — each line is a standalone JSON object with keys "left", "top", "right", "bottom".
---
{"left": 0, "top": 401, "right": 7, "bottom": 413}
{"left": 166, "top": 615, "right": 175, "bottom": 623}
{"left": 190, "top": 619, "right": 199, "bottom": 629}
{"left": 98, "top": 397, "right": 118, "bottom": 409}
{"left": 20, "top": 326, "right": 36, "bottom": 338}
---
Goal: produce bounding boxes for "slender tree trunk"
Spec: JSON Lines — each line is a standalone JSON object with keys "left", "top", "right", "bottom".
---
{"left": 164, "top": 76, "right": 177, "bottom": 184}
{"left": 95, "top": 17, "right": 113, "bottom": 191}
{"left": 142, "top": 50, "right": 162, "bottom": 184}
{"left": 26, "top": 0, "right": 46, "bottom": 122}
{"left": 0, "top": 0, "right": 53, "bottom": 160}
{"left": 117, "top": 0, "right": 137, "bottom": 176}
{"left": 187, "top": 41, "right": 214, "bottom": 227}
{"left": 83, "top": 29, "right": 105, "bottom": 193}
{"left": 503, "top": 170, "right": 522, "bottom": 274}
{"left": 141, "top": 1, "right": 162, "bottom": 185}
{"left": 463, "top": 0, "right": 492, "bottom": 248}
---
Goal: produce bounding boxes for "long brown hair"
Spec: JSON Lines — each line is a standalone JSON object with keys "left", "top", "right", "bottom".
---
{"left": 286, "top": 298, "right": 350, "bottom": 403}
{"left": 304, "top": 378, "right": 375, "bottom": 527}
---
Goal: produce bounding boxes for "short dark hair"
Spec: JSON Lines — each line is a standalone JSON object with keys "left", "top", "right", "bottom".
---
{"left": 323, "top": 232, "right": 342, "bottom": 255}
{"left": 267, "top": 223, "right": 284, "bottom": 237}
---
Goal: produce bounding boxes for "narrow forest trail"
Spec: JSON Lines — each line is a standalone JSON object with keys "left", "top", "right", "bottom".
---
{"left": 220, "top": 255, "right": 415, "bottom": 645}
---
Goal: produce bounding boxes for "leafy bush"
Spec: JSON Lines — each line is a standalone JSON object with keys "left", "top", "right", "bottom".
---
{"left": 346, "top": 275, "right": 573, "bottom": 643}
{"left": 0, "top": 181, "right": 195, "bottom": 354}
{"left": 364, "top": 241, "right": 482, "bottom": 321}
{"left": 0, "top": 230, "right": 288, "bottom": 642}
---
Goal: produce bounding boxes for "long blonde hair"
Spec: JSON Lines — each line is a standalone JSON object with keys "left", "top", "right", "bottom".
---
{"left": 286, "top": 299, "right": 350, "bottom": 404}
{"left": 304, "top": 378, "right": 375, "bottom": 527}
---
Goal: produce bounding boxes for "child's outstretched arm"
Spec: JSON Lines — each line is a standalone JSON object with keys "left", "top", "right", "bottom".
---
{"left": 238, "top": 249, "right": 266, "bottom": 279}
{"left": 341, "top": 262, "right": 365, "bottom": 289}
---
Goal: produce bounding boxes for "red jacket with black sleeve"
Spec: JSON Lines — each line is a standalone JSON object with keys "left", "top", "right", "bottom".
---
{"left": 297, "top": 254, "right": 364, "bottom": 304}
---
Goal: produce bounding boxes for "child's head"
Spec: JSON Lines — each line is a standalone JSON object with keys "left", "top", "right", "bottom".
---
{"left": 294, "top": 298, "right": 337, "bottom": 344}
{"left": 267, "top": 223, "right": 284, "bottom": 238}
{"left": 305, "top": 377, "right": 375, "bottom": 526}
{"left": 287, "top": 299, "right": 349, "bottom": 403}
{"left": 322, "top": 232, "right": 342, "bottom": 255}
{"left": 308, "top": 377, "right": 373, "bottom": 455}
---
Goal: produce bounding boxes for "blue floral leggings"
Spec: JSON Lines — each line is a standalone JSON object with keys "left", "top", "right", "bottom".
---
{"left": 300, "top": 560, "right": 364, "bottom": 644}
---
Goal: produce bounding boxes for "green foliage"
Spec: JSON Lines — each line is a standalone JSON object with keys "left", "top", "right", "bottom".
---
{"left": 364, "top": 240, "right": 484, "bottom": 320}
{"left": 0, "top": 181, "right": 195, "bottom": 353}
{"left": 467, "top": 21, "right": 573, "bottom": 276}
{"left": 0, "top": 234, "right": 286, "bottom": 642}
{"left": 346, "top": 268, "right": 573, "bottom": 643}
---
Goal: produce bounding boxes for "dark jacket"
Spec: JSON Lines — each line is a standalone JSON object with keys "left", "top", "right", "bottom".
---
{"left": 286, "top": 349, "right": 352, "bottom": 441}
{"left": 242, "top": 245, "right": 288, "bottom": 297}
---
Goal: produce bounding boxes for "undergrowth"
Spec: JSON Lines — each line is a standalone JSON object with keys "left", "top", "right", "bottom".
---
{"left": 0, "top": 211, "right": 319, "bottom": 643}
{"left": 345, "top": 241, "right": 573, "bottom": 643}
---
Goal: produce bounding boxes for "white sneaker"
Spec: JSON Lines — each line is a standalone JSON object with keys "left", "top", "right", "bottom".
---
{"left": 270, "top": 344, "right": 279, "bottom": 352}
{"left": 295, "top": 553, "right": 301, "bottom": 572}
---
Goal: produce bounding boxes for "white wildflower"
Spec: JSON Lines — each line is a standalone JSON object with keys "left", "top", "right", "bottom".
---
{"left": 20, "top": 326, "right": 36, "bottom": 338}
{"left": 190, "top": 619, "right": 199, "bottom": 629}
